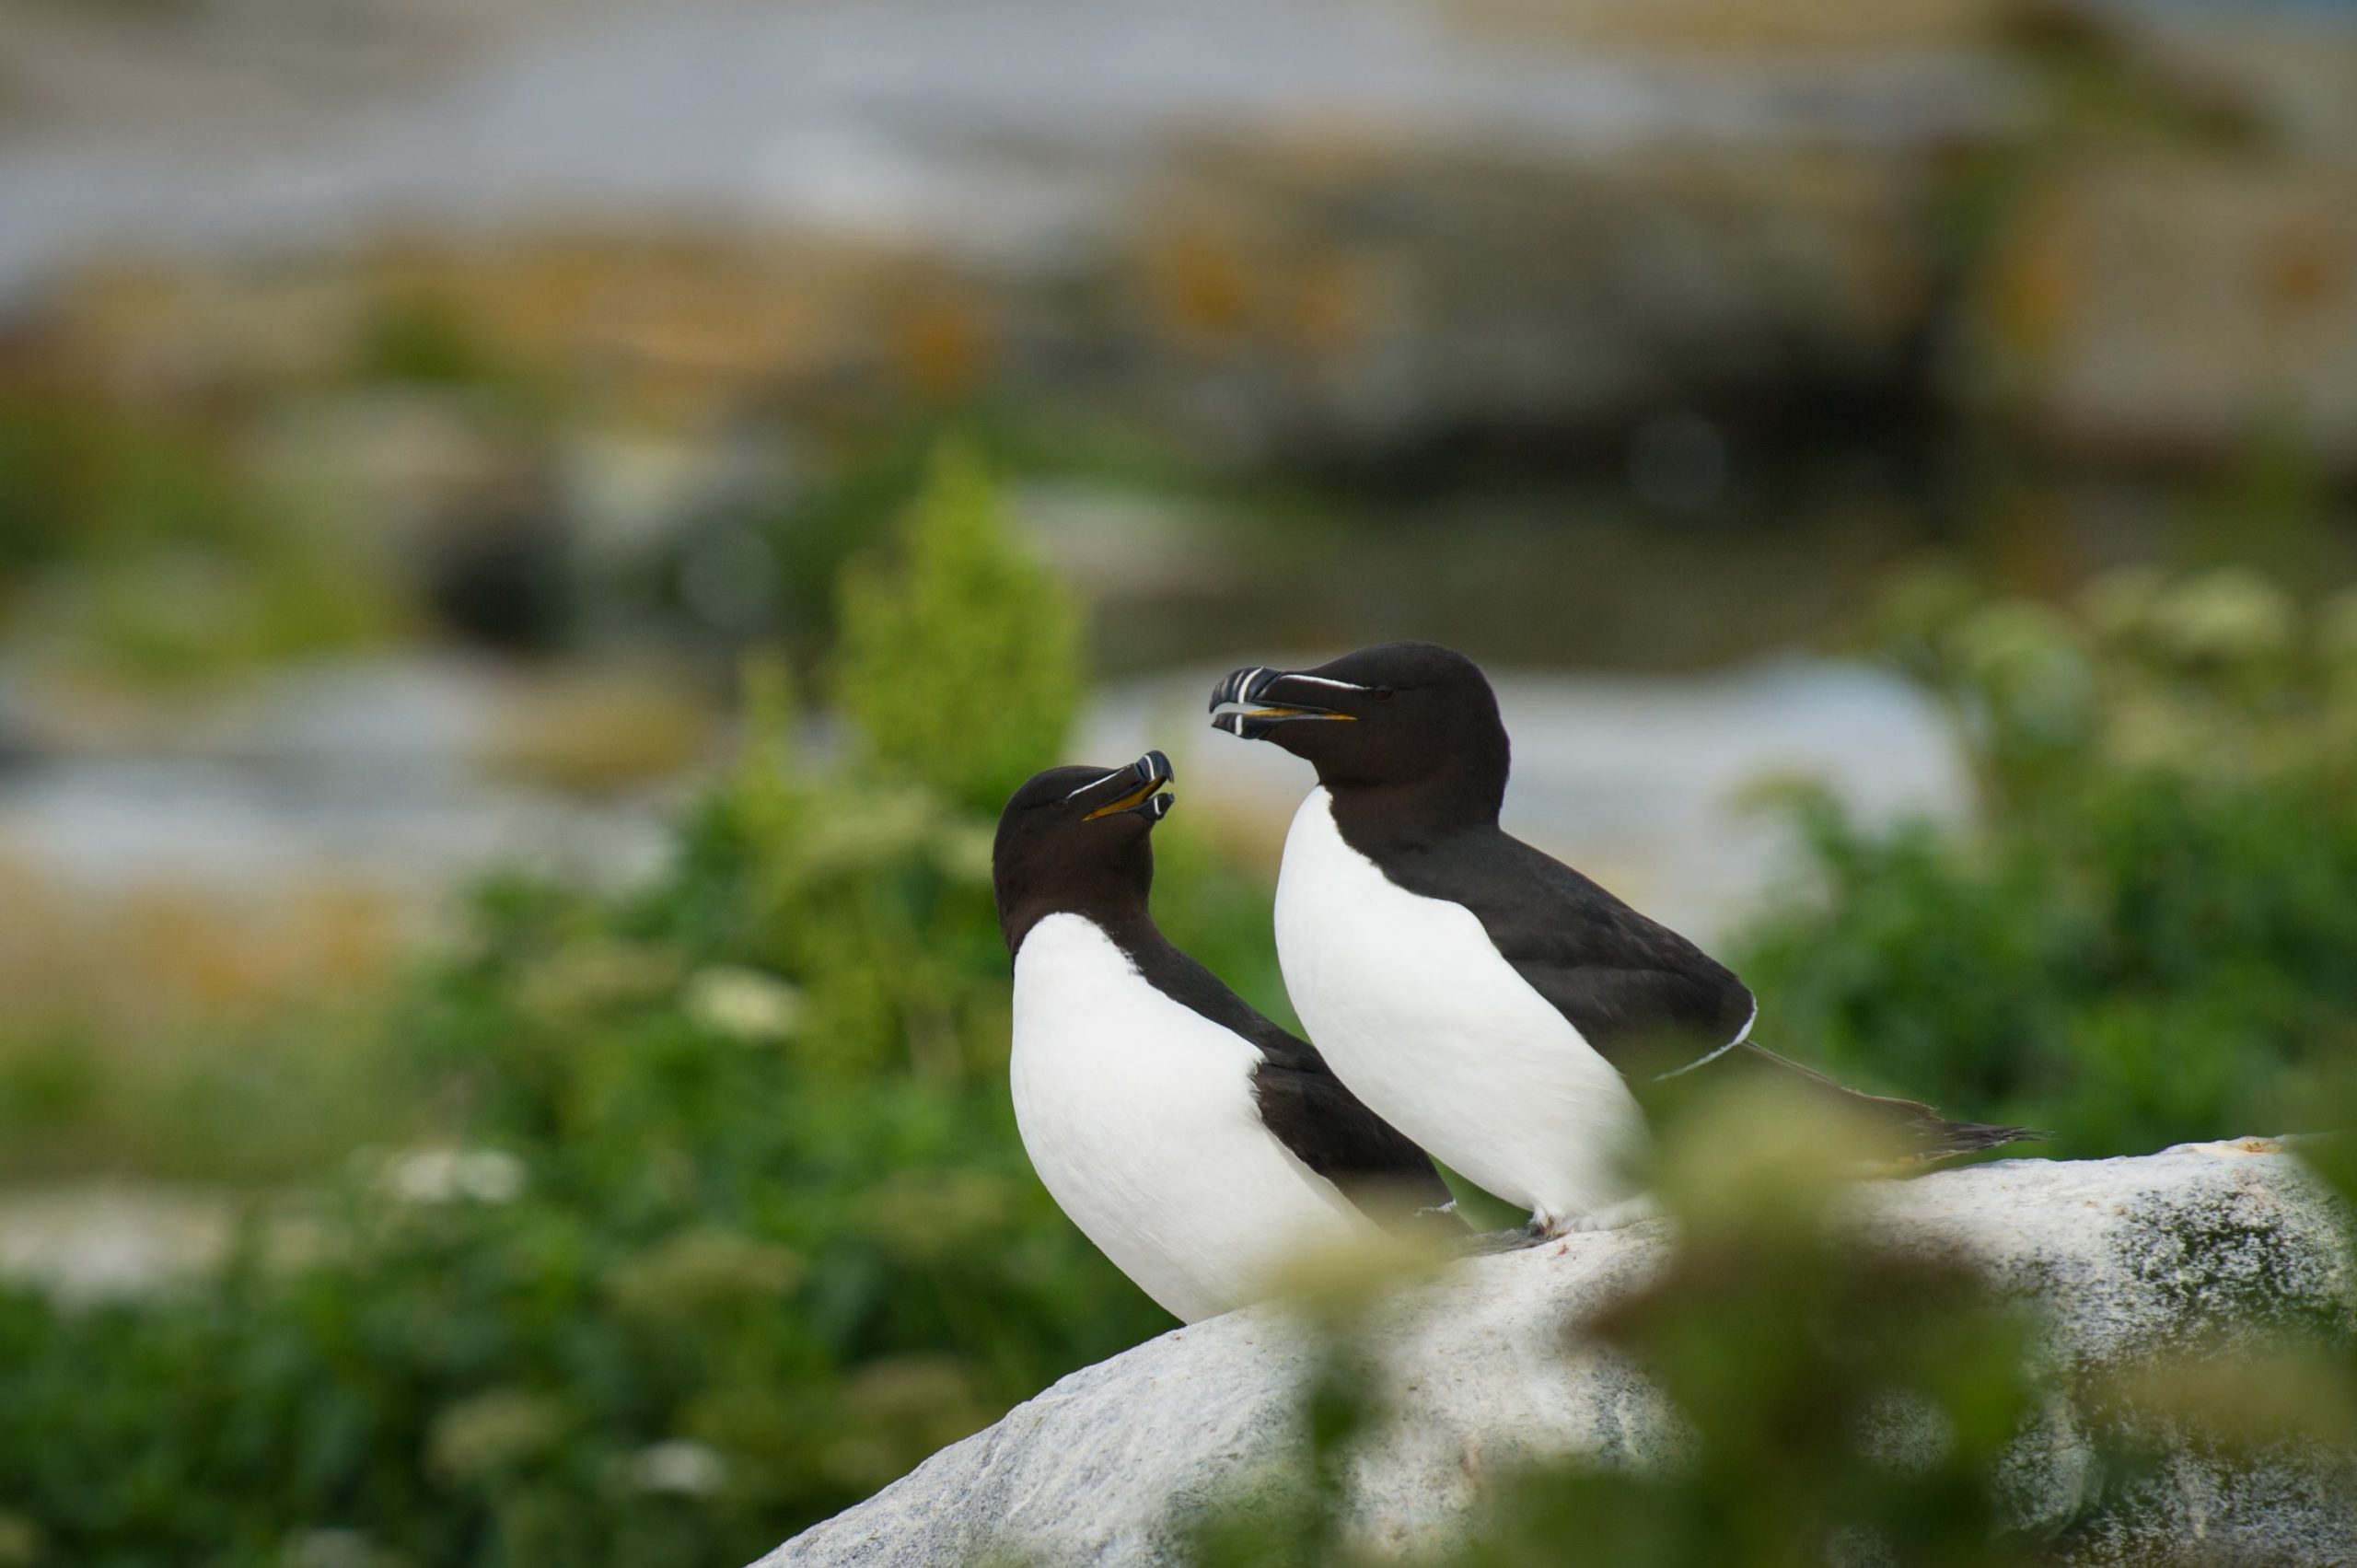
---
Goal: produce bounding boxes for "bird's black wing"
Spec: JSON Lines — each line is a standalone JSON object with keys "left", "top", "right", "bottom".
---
{"left": 1127, "top": 938, "right": 1460, "bottom": 1231}
{"left": 1392, "top": 830, "right": 1759, "bottom": 1089}
{"left": 1388, "top": 831, "right": 2038, "bottom": 1158}
{"left": 1248, "top": 1034, "right": 1463, "bottom": 1231}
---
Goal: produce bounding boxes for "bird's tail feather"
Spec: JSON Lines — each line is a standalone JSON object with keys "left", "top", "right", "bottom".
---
{"left": 1739, "top": 1042, "right": 2043, "bottom": 1163}
{"left": 1896, "top": 1116, "right": 2045, "bottom": 1164}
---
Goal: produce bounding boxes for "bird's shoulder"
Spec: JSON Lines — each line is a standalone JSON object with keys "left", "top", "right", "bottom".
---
{"left": 1388, "top": 827, "right": 1756, "bottom": 1073}
{"left": 1388, "top": 827, "right": 1712, "bottom": 970}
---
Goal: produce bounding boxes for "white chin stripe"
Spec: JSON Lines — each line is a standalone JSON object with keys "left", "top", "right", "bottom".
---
{"left": 1652, "top": 999, "right": 1758, "bottom": 1082}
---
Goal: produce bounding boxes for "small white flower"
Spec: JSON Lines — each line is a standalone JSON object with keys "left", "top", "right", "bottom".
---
{"left": 457, "top": 1152, "right": 526, "bottom": 1202}
{"left": 621, "top": 1439, "right": 729, "bottom": 1497}
{"left": 2149, "top": 567, "right": 2296, "bottom": 661}
{"left": 683, "top": 966, "right": 806, "bottom": 1043}
{"left": 377, "top": 1148, "right": 526, "bottom": 1206}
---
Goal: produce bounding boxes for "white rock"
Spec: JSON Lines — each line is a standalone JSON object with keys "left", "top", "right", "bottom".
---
{"left": 756, "top": 1139, "right": 2356, "bottom": 1567}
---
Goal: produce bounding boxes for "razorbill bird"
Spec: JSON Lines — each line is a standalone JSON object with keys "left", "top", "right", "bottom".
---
{"left": 993, "top": 750, "right": 1458, "bottom": 1321}
{"left": 1210, "top": 642, "right": 2036, "bottom": 1237}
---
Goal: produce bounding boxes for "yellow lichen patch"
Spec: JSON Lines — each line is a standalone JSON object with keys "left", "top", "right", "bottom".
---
{"left": 0, "top": 861, "right": 406, "bottom": 1042}
{"left": 1150, "top": 229, "right": 1254, "bottom": 350}
{"left": 891, "top": 288, "right": 993, "bottom": 401}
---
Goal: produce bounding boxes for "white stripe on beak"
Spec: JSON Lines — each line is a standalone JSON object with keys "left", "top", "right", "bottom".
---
{"left": 1062, "top": 770, "right": 1126, "bottom": 802}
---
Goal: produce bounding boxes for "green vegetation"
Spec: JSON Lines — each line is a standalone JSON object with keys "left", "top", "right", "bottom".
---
{"left": 0, "top": 449, "right": 2352, "bottom": 1564}
{"left": 1736, "top": 565, "right": 2357, "bottom": 1156}
{"left": 354, "top": 299, "right": 519, "bottom": 389}
{"left": 0, "top": 447, "right": 1261, "bottom": 1565}
{"left": 0, "top": 389, "right": 398, "bottom": 679}
{"left": 834, "top": 441, "right": 1083, "bottom": 813}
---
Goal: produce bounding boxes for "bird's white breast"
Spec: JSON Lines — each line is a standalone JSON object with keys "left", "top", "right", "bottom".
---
{"left": 1009, "top": 912, "right": 1372, "bottom": 1321}
{"left": 1272, "top": 788, "right": 1645, "bottom": 1227}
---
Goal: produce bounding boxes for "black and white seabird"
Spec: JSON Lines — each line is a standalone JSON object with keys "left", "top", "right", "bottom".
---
{"left": 993, "top": 751, "right": 1458, "bottom": 1321}
{"left": 1209, "top": 642, "right": 2036, "bottom": 1238}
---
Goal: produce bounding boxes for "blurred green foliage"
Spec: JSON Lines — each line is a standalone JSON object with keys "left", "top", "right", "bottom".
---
{"left": 834, "top": 442, "right": 1082, "bottom": 812}
{"left": 0, "top": 389, "right": 397, "bottom": 678}
{"left": 0, "top": 448, "right": 1273, "bottom": 1564}
{"left": 1, "top": 448, "right": 2353, "bottom": 1565}
{"left": 355, "top": 299, "right": 516, "bottom": 389}
{"left": 725, "top": 405, "right": 1192, "bottom": 663}
{"left": 0, "top": 1002, "right": 416, "bottom": 1185}
{"left": 0, "top": 391, "right": 246, "bottom": 573}
{"left": 1735, "top": 564, "right": 2357, "bottom": 1157}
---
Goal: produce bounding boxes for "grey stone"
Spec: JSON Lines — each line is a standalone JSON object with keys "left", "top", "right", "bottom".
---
{"left": 757, "top": 1138, "right": 2356, "bottom": 1567}
{"left": 1964, "top": 154, "right": 2357, "bottom": 469}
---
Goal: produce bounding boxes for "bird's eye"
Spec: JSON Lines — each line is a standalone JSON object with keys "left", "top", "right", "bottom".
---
{"left": 1372, "top": 686, "right": 1394, "bottom": 700}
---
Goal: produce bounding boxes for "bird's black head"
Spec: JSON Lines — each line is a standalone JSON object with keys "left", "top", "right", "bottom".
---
{"left": 1209, "top": 641, "right": 1508, "bottom": 820}
{"left": 992, "top": 751, "right": 1175, "bottom": 955}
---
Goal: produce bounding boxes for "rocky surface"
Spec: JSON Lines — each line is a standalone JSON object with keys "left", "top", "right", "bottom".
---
{"left": 9, "top": 0, "right": 2354, "bottom": 464}
{"left": 1973, "top": 150, "right": 2357, "bottom": 467}
{"left": 758, "top": 1139, "right": 2355, "bottom": 1567}
{"left": 5, "top": 3, "right": 2007, "bottom": 468}
{"left": 0, "top": 0, "right": 2010, "bottom": 290}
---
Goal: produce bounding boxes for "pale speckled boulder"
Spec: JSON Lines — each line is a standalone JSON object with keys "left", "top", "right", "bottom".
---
{"left": 756, "top": 1140, "right": 2355, "bottom": 1567}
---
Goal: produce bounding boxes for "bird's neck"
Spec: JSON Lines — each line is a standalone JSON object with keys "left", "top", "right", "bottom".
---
{"left": 999, "top": 886, "right": 1160, "bottom": 962}
{"left": 1321, "top": 770, "right": 1503, "bottom": 861}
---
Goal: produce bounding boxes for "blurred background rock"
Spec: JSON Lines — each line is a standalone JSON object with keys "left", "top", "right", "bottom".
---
{"left": 0, "top": 0, "right": 2353, "bottom": 1561}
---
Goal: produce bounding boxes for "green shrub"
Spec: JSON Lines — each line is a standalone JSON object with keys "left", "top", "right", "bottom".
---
{"left": 8, "top": 486, "right": 2354, "bottom": 1566}
{"left": 0, "top": 458, "right": 1276, "bottom": 1564}
{"left": 833, "top": 440, "right": 1082, "bottom": 813}
{"left": 1735, "top": 565, "right": 2357, "bottom": 1156}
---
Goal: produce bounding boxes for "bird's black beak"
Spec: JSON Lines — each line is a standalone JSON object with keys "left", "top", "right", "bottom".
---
{"left": 1208, "top": 667, "right": 1358, "bottom": 739}
{"left": 1081, "top": 750, "right": 1175, "bottom": 821}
